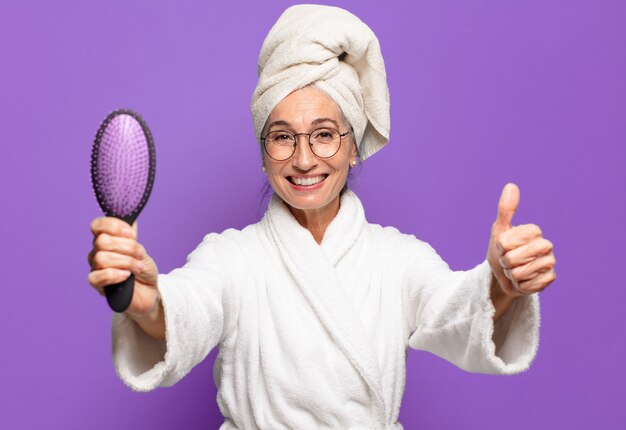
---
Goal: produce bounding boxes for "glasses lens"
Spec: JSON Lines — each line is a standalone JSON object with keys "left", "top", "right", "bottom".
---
{"left": 265, "top": 131, "right": 295, "bottom": 160}
{"left": 310, "top": 128, "right": 340, "bottom": 158}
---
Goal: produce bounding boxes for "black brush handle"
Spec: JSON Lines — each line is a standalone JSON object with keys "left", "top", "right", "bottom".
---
{"left": 105, "top": 273, "right": 135, "bottom": 313}
{"left": 104, "top": 215, "right": 136, "bottom": 313}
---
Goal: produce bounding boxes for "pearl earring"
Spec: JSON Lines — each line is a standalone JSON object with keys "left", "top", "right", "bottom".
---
{"left": 262, "top": 165, "right": 266, "bottom": 172}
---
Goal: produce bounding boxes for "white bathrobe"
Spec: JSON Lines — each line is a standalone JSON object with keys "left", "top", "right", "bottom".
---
{"left": 112, "top": 189, "right": 540, "bottom": 429}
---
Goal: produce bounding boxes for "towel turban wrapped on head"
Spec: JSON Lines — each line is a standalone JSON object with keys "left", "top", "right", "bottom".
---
{"left": 251, "top": 4, "right": 391, "bottom": 162}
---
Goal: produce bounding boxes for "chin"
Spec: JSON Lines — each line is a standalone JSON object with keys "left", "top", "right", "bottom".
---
{"left": 281, "top": 189, "right": 339, "bottom": 211}
{"left": 285, "top": 195, "right": 328, "bottom": 209}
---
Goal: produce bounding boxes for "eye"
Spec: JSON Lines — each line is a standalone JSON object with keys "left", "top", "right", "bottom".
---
{"left": 312, "top": 128, "right": 336, "bottom": 143}
{"left": 270, "top": 131, "right": 294, "bottom": 143}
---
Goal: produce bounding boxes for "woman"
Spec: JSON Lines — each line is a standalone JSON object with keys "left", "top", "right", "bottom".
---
{"left": 87, "top": 5, "right": 556, "bottom": 429}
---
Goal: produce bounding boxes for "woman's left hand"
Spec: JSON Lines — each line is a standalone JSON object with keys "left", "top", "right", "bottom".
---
{"left": 487, "top": 183, "right": 557, "bottom": 297}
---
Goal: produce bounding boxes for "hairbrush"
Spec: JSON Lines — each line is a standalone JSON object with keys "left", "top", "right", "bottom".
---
{"left": 91, "top": 109, "right": 156, "bottom": 313}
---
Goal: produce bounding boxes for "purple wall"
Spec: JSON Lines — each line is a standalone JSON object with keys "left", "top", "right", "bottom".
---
{"left": 1, "top": 1, "right": 624, "bottom": 428}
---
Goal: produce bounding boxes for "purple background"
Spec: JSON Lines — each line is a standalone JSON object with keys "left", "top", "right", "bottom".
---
{"left": 1, "top": 0, "right": 624, "bottom": 428}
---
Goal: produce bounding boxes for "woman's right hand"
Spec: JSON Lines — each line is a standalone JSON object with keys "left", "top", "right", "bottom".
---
{"left": 88, "top": 217, "right": 160, "bottom": 319}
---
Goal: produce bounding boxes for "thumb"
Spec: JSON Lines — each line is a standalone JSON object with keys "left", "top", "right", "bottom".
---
{"left": 494, "top": 183, "right": 520, "bottom": 231}
{"left": 131, "top": 220, "right": 138, "bottom": 237}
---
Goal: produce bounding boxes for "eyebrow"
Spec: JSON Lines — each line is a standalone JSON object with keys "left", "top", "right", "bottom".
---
{"left": 267, "top": 117, "right": 340, "bottom": 130}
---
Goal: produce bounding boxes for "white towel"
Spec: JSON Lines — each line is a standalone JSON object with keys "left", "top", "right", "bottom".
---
{"left": 250, "top": 4, "right": 391, "bottom": 161}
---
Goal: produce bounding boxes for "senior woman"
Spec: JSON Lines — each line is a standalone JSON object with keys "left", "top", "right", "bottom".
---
{"left": 87, "top": 4, "right": 556, "bottom": 429}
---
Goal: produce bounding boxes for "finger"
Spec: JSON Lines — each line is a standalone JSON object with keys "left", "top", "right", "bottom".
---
{"left": 93, "top": 233, "right": 144, "bottom": 259}
{"left": 88, "top": 268, "right": 132, "bottom": 293}
{"left": 497, "top": 223, "right": 543, "bottom": 253}
{"left": 494, "top": 183, "right": 520, "bottom": 232}
{"left": 507, "top": 254, "right": 556, "bottom": 282}
{"left": 502, "top": 268, "right": 521, "bottom": 294}
{"left": 517, "top": 269, "right": 557, "bottom": 294}
{"left": 92, "top": 250, "right": 144, "bottom": 272}
{"left": 499, "top": 237, "right": 553, "bottom": 268}
{"left": 91, "top": 217, "right": 136, "bottom": 240}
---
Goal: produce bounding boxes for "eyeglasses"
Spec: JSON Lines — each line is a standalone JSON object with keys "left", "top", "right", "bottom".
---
{"left": 261, "top": 127, "right": 352, "bottom": 161}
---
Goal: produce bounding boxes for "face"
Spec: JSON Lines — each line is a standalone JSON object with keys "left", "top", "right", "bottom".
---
{"left": 261, "top": 85, "right": 357, "bottom": 213}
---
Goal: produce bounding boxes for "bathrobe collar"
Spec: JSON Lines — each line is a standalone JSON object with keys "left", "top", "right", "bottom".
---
{"left": 263, "top": 189, "right": 386, "bottom": 420}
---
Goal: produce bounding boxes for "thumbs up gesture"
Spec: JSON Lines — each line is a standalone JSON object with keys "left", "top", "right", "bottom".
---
{"left": 487, "top": 183, "right": 557, "bottom": 297}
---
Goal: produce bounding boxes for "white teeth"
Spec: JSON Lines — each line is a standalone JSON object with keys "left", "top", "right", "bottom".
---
{"left": 291, "top": 175, "right": 326, "bottom": 186}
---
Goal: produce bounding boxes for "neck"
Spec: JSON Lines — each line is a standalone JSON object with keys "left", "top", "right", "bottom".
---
{"left": 287, "top": 195, "right": 341, "bottom": 245}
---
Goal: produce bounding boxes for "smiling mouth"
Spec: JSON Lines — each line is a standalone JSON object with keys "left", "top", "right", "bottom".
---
{"left": 287, "top": 174, "right": 329, "bottom": 186}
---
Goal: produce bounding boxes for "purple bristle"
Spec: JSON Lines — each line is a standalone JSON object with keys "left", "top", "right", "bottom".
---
{"left": 93, "top": 113, "right": 152, "bottom": 219}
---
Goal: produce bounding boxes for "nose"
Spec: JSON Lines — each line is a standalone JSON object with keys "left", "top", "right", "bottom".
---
{"left": 291, "top": 135, "right": 318, "bottom": 171}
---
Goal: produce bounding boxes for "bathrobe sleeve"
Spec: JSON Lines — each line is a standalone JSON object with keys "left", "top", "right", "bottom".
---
{"left": 111, "top": 232, "right": 239, "bottom": 392}
{"left": 403, "top": 239, "right": 540, "bottom": 375}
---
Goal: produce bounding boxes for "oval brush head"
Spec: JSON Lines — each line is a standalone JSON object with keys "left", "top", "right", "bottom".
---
{"left": 91, "top": 109, "right": 156, "bottom": 312}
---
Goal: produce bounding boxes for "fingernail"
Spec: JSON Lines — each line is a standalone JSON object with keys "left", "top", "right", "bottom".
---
{"left": 123, "top": 228, "right": 134, "bottom": 238}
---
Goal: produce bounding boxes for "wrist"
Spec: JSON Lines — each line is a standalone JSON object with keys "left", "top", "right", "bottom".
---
{"left": 126, "top": 289, "right": 161, "bottom": 323}
{"left": 489, "top": 273, "right": 519, "bottom": 322}
{"left": 490, "top": 272, "right": 519, "bottom": 302}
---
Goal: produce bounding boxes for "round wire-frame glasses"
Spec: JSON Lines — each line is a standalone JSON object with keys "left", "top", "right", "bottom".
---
{"left": 261, "top": 127, "right": 352, "bottom": 161}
